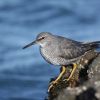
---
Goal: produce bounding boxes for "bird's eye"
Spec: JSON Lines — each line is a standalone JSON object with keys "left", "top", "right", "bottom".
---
{"left": 41, "top": 37, "right": 45, "bottom": 39}
{"left": 38, "top": 37, "right": 45, "bottom": 41}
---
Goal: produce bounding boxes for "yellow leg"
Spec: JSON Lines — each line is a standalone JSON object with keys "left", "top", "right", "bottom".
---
{"left": 66, "top": 63, "right": 77, "bottom": 81}
{"left": 53, "top": 66, "right": 66, "bottom": 84}
{"left": 48, "top": 66, "right": 66, "bottom": 92}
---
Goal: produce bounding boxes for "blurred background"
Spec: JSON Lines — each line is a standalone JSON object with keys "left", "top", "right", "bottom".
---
{"left": 0, "top": 0, "right": 100, "bottom": 100}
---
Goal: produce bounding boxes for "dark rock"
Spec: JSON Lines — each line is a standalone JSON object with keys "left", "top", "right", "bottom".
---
{"left": 46, "top": 51, "right": 100, "bottom": 100}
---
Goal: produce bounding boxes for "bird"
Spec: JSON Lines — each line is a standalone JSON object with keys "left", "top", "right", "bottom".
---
{"left": 23, "top": 32, "right": 100, "bottom": 89}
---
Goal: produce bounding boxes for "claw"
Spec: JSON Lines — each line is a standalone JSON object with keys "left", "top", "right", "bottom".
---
{"left": 48, "top": 66, "right": 66, "bottom": 92}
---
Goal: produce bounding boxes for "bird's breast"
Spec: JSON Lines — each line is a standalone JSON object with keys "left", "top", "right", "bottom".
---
{"left": 40, "top": 47, "right": 61, "bottom": 65}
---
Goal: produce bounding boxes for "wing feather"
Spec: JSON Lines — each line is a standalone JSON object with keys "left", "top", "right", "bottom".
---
{"left": 57, "top": 37, "right": 85, "bottom": 59}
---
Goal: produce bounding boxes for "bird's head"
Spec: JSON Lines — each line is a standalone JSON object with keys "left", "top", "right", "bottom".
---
{"left": 23, "top": 32, "right": 53, "bottom": 49}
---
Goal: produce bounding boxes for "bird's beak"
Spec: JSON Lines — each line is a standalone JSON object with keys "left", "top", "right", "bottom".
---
{"left": 23, "top": 40, "right": 37, "bottom": 49}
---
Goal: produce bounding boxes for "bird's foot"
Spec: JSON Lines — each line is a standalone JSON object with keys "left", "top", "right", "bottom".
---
{"left": 48, "top": 66, "right": 66, "bottom": 92}
{"left": 48, "top": 81, "right": 56, "bottom": 92}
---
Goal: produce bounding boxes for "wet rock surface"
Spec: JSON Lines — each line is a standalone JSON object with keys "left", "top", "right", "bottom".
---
{"left": 46, "top": 51, "right": 100, "bottom": 100}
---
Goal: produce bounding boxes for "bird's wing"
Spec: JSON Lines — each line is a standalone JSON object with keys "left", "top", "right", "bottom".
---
{"left": 58, "top": 38, "right": 85, "bottom": 59}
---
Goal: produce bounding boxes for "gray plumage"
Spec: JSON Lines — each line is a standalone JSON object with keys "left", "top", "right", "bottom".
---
{"left": 23, "top": 32, "right": 100, "bottom": 66}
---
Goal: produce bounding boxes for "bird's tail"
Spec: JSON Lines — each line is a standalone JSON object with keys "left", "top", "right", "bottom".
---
{"left": 83, "top": 41, "right": 100, "bottom": 50}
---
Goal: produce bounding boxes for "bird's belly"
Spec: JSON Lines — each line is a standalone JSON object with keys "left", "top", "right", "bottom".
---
{"left": 40, "top": 48, "right": 60, "bottom": 65}
{"left": 40, "top": 48, "right": 76, "bottom": 65}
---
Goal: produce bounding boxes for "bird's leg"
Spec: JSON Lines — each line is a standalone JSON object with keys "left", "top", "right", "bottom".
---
{"left": 48, "top": 66, "right": 66, "bottom": 92}
{"left": 66, "top": 63, "right": 77, "bottom": 81}
{"left": 53, "top": 66, "right": 66, "bottom": 84}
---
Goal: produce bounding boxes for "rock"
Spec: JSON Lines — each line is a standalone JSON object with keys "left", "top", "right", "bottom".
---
{"left": 46, "top": 51, "right": 100, "bottom": 100}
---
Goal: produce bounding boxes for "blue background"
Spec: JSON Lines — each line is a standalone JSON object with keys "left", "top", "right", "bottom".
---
{"left": 0, "top": 0, "right": 100, "bottom": 100}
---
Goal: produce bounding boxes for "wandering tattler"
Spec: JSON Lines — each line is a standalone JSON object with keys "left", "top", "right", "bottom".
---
{"left": 23, "top": 32, "right": 100, "bottom": 90}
